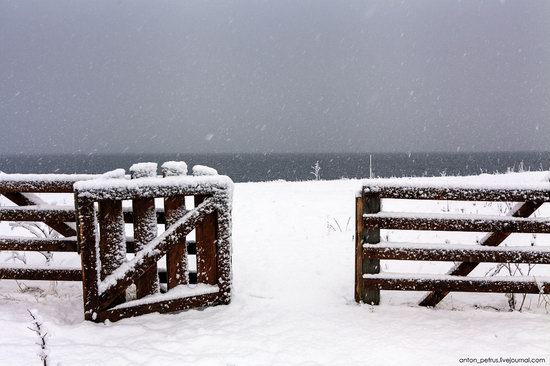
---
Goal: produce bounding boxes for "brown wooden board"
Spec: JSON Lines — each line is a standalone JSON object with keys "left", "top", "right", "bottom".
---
{"left": 0, "top": 206, "right": 76, "bottom": 223}
{"left": 94, "top": 292, "right": 224, "bottom": 323}
{"left": 363, "top": 275, "right": 550, "bottom": 294}
{"left": 364, "top": 212, "right": 550, "bottom": 233}
{"left": 0, "top": 267, "right": 81, "bottom": 281}
{"left": 164, "top": 196, "right": 188, "bottom": 289}
{"left": 132, "top": 198, "right": 160, "bottom": 298}
{"left": 0, "top": 179, "right": 89, "bottom": 193}
{"left": 98, "top": 200, "right": 127, "bottom": 307}
{"left": 195, "top": 195, "right": 218, "bottom": 285}
{"left": 355, "top": 196, "right": 364, "bottom": 303}
{"left": 0, "top": 237, "right": 78, "bottom": 252}
{"left": 364, "top": 185, "right": 550, "bottom": 203}
{"left": 363, "top": 244, "right": 550, "bottom": 264}
{"left": 75, "top": 198, "right": 100, "bottom": 320}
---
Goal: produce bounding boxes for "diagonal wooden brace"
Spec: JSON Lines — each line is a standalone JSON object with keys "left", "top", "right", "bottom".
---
{"left": 1, "top": 192, "right": 76, "bottom": 237}
{"left": 95, "top": 197, "right": 216, "bottom": 310}
{"left": 419, "top": 201, "right": 543, "bottom": 307}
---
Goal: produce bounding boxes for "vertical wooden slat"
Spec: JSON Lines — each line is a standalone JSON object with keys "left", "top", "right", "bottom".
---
{"left": 132, "top": 166, "right": 160, "bottom": 298}
{"left": 195, "top": 194, "right": 218, "bottom": 285}
{"left": 215, "top": 192, "right": 232, "bottom": 304}
{"left": 162, "top": 162, "right": 189, "bottom": 289}
{"left": 76, "top": 198, "right": 100, "bottom": 321}
{"left": 98, "top": 200, "right": 126, "bottom": 306}
{"left": 164, "top": 196, "right": 188, "bottom": 288}
{"left": 363, "top": 191, "right": 381, "bottom": 305}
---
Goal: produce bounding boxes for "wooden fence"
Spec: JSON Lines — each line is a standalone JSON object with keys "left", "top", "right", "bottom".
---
{"left": 355, "top": 182, "right": 550, "bottom": 306}
{"left": 0, "top": 162, "right": 233, "bottom": 322}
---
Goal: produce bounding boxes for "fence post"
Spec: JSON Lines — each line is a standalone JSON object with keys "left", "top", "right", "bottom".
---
{"left": 76, "top": 198, "right": 100, "bottom": 320}
{"left": 355, "top": 195, "right": 364, "bottom": 302}
{"left": 130, "top": 163, "right": 160, "bottom": 298}
{"left": 195, "top": 194, "right": 218, "bottom": 285}
{"left": 162, "top": 161, "right": 189, "bottom": 289}
{"left": 363, "top": 190, "right": 381, "bottom": 305}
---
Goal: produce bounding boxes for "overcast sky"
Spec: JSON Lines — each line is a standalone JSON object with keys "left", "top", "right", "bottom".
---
{"left": 0, "top": 0, "right": 549, "bottom": 154}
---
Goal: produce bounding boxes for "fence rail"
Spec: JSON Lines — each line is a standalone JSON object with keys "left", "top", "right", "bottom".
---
{"left": 355, "top": 182, "right": 550, "bottom": 307}
{"left": 0, "top": 162, "right": 233, "bottom": 322}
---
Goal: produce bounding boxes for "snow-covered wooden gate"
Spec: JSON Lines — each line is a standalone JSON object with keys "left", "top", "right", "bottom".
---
{"left": 355, "top": 181, "right": 550, "bottom": 306}
{"left": 74, "top": 163, "right": 233, "bottom": 322}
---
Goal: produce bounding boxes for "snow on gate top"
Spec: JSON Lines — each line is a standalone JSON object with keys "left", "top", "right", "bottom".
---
{"left": 362, "top": 171, "right": 550, "bottom": 189}
{"left": 73, "top": 169, "right": 233, "bottom": 201}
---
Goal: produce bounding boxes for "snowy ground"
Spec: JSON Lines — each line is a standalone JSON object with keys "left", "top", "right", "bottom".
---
{"left": 1, "top": 172, "right": 549, "bottom": 365}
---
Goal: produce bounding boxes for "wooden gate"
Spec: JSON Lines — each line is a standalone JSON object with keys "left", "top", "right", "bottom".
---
{"left": 74, "top": 163, "right": 233, "bottom": 322}
{"left": 355, "top": 181, "right": 550, "bottom": 306}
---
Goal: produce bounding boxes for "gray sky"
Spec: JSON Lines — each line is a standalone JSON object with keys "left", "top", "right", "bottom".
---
{"left": 1, "top": 0, "right": 549, "bottom": 154}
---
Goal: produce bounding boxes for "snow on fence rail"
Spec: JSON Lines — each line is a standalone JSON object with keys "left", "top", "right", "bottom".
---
{"left": 355, "top": 181, "right": 550, "bottom": 307}
{"left": 0, "top": 163, "right": 233, "bottom": 322}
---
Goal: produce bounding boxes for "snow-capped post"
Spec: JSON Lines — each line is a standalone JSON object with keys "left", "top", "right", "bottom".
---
{"left": 193, "top": 165, "right": 219, "bottom": 285}
{"left": 362, "top": 187, "right": 380, "bottom": 305}
{"left": 98, "top": 198, "right": 127, "bottom": 306}
{"left": 162, "top": 161, "right": 189, "bottom": 289}
{"left": 130, "top": 163, "right": 160, "bottom": 298}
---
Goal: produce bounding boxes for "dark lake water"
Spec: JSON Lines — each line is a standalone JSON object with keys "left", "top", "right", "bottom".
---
{"left": 1, "top": 152, "right": 549, "bottom": 183}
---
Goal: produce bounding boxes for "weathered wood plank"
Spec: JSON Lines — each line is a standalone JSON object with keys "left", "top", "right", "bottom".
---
{"left": 0, "top": 236, "right": 195, "bottom": 256}
{"left": 0, "top": 267, "right": 81, "bottom": 281}
{"left": 195, "top": 195, "right": 218, "bottom": 285}
{"left": 0, "top": 206, "right": 76, "bottom": 222}
{"left": 363, "top": 185, "right": 550, "bottom": 202}
{"left": 364, "top": 212, "right": 550, "bottom": 233}
{"left": 420, "top": 201, "right": 542, "bottom": 306}
{"left": 0, "top": 237, "right": 78, "bottom": 252}
{"left": 75, "top": 198, "right": 100, "bottom": 320}
{"left": 98, "top": 200, "right": 127, "bottom": 307}
{"left": 355, "top": 196, "right": 364, "bottom": 303}
{"left": 0, "top": 177, "right": 92, "bottom": 193}
{"left": 74, "top": 176, "right": 232, "bottom": 201}
{"left": 131, "top": 166, "right": 160, "bottom": 299}
{"left": 363, "top": 274, "right": 550, "bottom": 294}
{"left": 132, "top": 197, "right": 160, "bottom": 298}
{"left": 93, "top": 292, "right": 223, "bottom": 323}
{"left": 363, "top": 243, "right": 550, "bottom": 264}
{"left": 165, "top": 196, "right": 188, "bottom": 289}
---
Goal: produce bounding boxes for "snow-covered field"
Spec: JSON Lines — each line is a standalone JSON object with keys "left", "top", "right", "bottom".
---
{"left": 1, "top": 172, "right": 549, "bottom": 365}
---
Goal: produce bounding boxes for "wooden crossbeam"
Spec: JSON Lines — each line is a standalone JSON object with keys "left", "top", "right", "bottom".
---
{"left": 365, "top": 185, "right": 550, "bottom": 202}
{"left": 0, "top": 206, "right": 76, "bottom": 222}
{"left": 94, "top": 292, "right": 223, "bottom": 323}
{"left": 0, "top": 266, "right": 82, "bottom": 281}
{"left": 1, "top": 192, "right": 76, "bottom": 237}
{"left": 363, "top": 242, "right": 550, "bottom": 264}
{"left": 364, "top": 211, "right": 550, "bottom": 233}
{"left": 0, "top": 237, "right": 78, "bottom": 252}
{"left": 364, "top": 274, "right": 550, "bottom": 294}
{"left": 95, "top": 197, "right": 216, "bottom": 310}
{"left": 419, "top": 201, "right": 543, "bottom": 306}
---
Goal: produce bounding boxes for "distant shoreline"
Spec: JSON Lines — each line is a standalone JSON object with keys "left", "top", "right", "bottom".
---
{"left": 1, "top": 151, "right": 549, "bottom": 183}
